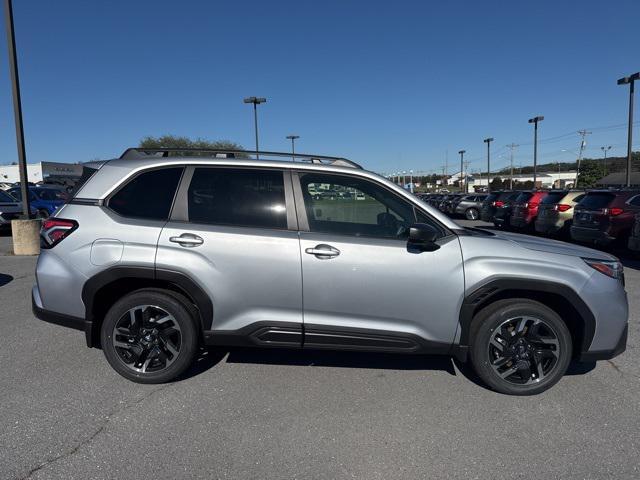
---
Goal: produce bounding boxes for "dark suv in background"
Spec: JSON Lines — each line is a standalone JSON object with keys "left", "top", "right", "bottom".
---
{"left": 571, "top": 190, "right": 640, "bottom": 246}
{"left": 628, "top": 212, "right": 640, "bottom": 255}
{"left": 492, "top": 191, "right": 522, "bottom": 229}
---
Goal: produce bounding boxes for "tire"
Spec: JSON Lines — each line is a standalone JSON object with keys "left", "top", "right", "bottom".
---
{"left": 469, "top": 299, "right": 572, "bottom": 395}
{"left": 101, "top": 289, "right": 199, "bottom": 383}
{"left": 465, "top": 208, "right": 479, "bottom": 220}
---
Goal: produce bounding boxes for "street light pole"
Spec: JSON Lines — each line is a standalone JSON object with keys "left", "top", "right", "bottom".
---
{"left": 409, "top": 170, "right": 414, "bottom": 193}
{"left": 3, "top": 0, "right": 30, "bottom": 219}
{"left": 528, "top": 116, "right": 544, "bottom": 188}
{"left": 458, "top": 150, "right": 466, "bottom": 193}
{"left": 243, "top": 96, "right": 266, "bottom": 159}
{"left": 286, "top": 135, "right": 299, "bottom": 162}
{"left": 618, "top": 73, "right": 639, "bottom": 187}
{"left": 483, "top": 137, "right": 494, "bottom": 193}
{"left": 601, "top": 145, "right": 612, "bottom": 175}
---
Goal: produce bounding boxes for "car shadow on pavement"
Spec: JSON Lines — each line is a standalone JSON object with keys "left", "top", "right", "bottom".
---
{"left": 0, "top": 273, "right": 14, "bottom": 287}
{"left": 186, "top": 347, "right": 457, "bottom": 376}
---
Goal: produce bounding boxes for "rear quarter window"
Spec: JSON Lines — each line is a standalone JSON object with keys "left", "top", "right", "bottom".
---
{"left": 108, "top": 167, "right": 183, "bottom": 220}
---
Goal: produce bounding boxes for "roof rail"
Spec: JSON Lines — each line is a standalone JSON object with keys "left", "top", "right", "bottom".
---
{"left": 119, "top": 148, "right": 363, "bottom": 169}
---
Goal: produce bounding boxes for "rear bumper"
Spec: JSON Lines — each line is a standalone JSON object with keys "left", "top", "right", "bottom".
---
{"left": 535, "top": 218, "right": 565, "bottom": 234}
{"left": 32, "top": 286, "right": 94, "bottom": 347}
{"left": 509, "top": 216, "right": 533, "bottom": 229}
{"left": 628, "top": 236, "right": 640, "bottom": 252}
{"left": 570, "top": 226, "right": 615, "bottom": 245}
{"left": 579, "top": 324, "right": 627, "bottom": 362}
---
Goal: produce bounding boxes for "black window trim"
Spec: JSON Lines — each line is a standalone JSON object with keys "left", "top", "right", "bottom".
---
{"left": 104, "top": 165, "right": 186, "bottom": 222}
{"left": 292, "top": 170, "right": 451, "bottom": 241}
{"left": 169, "top": 165, "right": 297, "bottom": 231}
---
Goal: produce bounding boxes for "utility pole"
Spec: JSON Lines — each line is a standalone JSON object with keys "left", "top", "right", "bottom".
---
{"left": 458, "top": 150, "right": 466, "bottom": 193}
{"left": 528, "top": 116, "right": 544, "bottom": 188}
{"left": 243, "top": 96, "right": 267, "bottom": 159}
{"left": 483, "top": 137, "right": 494, "bottom": 193}
{"left": 575, "top": 129, "right": 592, "bottom": 188}
{"left": 618, "top": 72, "right": 639, "bottom": 187}
{"left": 601, "top": 145, "right": 612, "bottom": 175}
{"left": 506, "top": 143, "right": 519, "bottom": 190}
{"left": 4, "top": 0, "right": 30, "bottom": 219}
{"left": 286, "top": 135, "right": 299, "bottom": 162}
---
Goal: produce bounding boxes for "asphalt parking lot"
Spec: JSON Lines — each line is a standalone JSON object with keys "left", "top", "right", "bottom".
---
{"left": 1, "top": 225, "right": 639, "bottom": 480}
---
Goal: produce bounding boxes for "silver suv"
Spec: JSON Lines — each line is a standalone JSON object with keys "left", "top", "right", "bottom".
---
{"left": 33, "top": 149, "right": 628, "bottom": 395}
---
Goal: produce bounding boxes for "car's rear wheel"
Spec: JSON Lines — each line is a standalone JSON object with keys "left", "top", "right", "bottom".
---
{"left": 469, "top": 299, "right": 572, "bottom": 395}
{"left": 101, "top": 290, "right": 198, "bottom": 383}
{"left": 465, "top": 208, "right": 479, "bottom": 220}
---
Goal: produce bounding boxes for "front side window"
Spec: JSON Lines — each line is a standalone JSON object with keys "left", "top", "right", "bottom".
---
{"left": 187, "top": 168, "right": 287, "bottom": 229}
{"left": 299, "top": 172, "right": 436, "bottom": 239}
{"left": 109, "top": 167, "right": 183, "bottom": 220}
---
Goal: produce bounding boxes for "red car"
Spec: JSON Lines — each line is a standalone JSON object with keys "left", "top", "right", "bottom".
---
{"left": 571, "top": 190, "right": 640, "bottom": 246}
{"left": 509, "top": 190, "right": 549, "bottom": 231}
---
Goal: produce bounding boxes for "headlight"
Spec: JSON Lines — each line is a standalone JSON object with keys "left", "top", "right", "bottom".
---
{"left": 583, "top": 258, "right": 624, "bottom": 281}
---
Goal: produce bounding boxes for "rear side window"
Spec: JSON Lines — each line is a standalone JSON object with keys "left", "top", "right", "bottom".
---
{"left": 541, "top": 192, "right": 567, "bottom": 204}
{"left": 0, "top": 190, "right": 16, "bottom": 202}
{"left": 578, "top": 193, "right": 615, "bottom": 210}
{"left": 109, "top": 167, "right": 183, "bottom": 220}
{"left": 515, "top": 192, "right": 533, "bottom": 203}
{"left": 187, "top": 168, "right": 287, "bottom": 229}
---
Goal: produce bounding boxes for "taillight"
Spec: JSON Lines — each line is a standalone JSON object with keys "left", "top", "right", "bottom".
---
{"left": 494, "top": 201, "right": 504, "bottom": 207}
{"left": 608, "top": 208, "right": 624, "bottom": 216}
{"left": 528, "top": 202, "right": 539, "bottom": 210}
{"left": 556, "top": 204, "right": 571, "bottom": 212}
{"left": 40, "top": 218, "right": 77, "bottom": 248}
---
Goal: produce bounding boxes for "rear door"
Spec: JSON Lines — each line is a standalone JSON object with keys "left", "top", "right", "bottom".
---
{"left": 156, "top": 166, "right": 303, "bottom": 344}
{"left": 293, "top": 171, "right": 464, "bottom": 352}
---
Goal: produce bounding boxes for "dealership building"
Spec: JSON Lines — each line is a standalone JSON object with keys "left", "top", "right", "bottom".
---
{"left": 0, "top": 161, "right": 84, "bottom": 184}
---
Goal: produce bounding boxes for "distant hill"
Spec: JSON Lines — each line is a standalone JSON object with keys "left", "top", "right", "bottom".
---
{"left": 496, "top": 152, "right": 639, "bottom": 175}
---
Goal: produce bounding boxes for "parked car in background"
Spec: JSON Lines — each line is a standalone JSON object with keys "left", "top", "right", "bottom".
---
{"left": 571, "top": 190, "right": 640, "bottom": 246}
{"left": 0, "top": 182, "right": 14, "bottom": 190}
{"left": 7, "top": 186, "right": 68, "bottom": 218}
{"left": 535, "top": 190, "right": 585, "bottom": 236}
{"left": 628, "top": 212, "right": 640, "bottom": 255}
{"left": 480, "top": 191, "right": 503, "bottom": 222}
{"left": 0, "top": 189, "right": 36, "bottom": 227}
{"left": 510, "top": 191, "right": 549, "bottom": 231}
{"left": 454, "top": 194, "right": 488, "bottom": 220}
{"left": 492, "top": 191, "right": 522, "bottom": 229}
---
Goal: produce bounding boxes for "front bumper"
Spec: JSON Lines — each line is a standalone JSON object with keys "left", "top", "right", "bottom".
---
{"left": 32, "top": 286, "right": 94, "bottom": 347}
{"left": 579, "top": 324, "right": 627, "bottom": 362}
{"left": 570, "top": 226, "right": 615, "bottom": 245}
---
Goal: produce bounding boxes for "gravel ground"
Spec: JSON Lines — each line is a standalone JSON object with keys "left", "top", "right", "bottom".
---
{"left": 0, "top": 222, "right": 638, "bottom": 480}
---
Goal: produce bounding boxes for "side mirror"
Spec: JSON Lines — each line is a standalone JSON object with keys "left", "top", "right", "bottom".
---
{"left": 407, "top": 223, "right": 440, "bottom": 251}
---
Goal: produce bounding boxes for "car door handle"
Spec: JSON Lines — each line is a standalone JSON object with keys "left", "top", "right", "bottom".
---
{"left": 305, "top": 244, "right": 340, "bottom": 258}
{"left": 169, "top": 233, "right": 204, "bottom": 247}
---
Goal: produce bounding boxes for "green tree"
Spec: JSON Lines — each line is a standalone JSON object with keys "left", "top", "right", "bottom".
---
{"left": 577, "top": 159, "right": 606, "bottom": 188}
{"left": 490, "top": 176, "right": 504, "bottom": 190}
{"left": 139, "top": 135, "right": 246, "bottom": 156}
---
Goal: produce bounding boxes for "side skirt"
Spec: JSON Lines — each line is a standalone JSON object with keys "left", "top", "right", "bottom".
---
{"left": 204, "top": 322, "right": 452, "bottom": 356}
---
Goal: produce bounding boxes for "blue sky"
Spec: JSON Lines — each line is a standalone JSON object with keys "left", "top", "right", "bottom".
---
{"left": 0, "top": 0, "right": 638, "bottom": 174}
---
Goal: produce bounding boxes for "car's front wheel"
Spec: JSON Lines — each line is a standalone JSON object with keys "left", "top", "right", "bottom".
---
{"left": 465, "top": 208, "right": 479, "bottom": 220}
{"left": 101, "top": 290, "right": 199, "bottom": 383}
{"left": 469, "top": 299, "right": 572, "bottom": 395}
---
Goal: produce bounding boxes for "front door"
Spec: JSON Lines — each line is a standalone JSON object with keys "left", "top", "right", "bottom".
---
{"left": 156, "top": 167, "right": 303, "bottom": 346}
{"left": 294, "top": 171, "right": 464, "bottom": 352}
